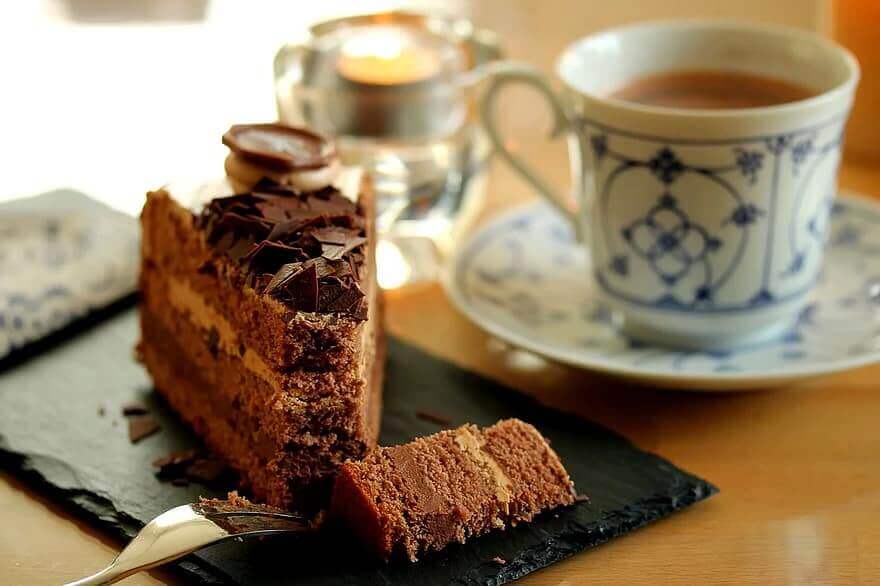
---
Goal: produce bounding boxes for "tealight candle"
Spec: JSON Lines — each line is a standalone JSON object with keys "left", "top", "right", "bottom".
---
{"left": 317, "top": 23, "right": 465, "bottom": 139}
{"left": 337, "top": 26, "right": 442, "bottom": 86}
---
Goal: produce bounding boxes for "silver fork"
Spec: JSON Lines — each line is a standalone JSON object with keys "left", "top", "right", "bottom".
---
{"left": 64, "top": 502, "right": 312, "bottom": 585}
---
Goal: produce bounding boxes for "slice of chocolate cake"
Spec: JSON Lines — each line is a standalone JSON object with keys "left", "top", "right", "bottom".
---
{"left": 139, "top": 123, "right": 384, "bottom": 511}
{"left": 329, "top": 419, "right": 577, "bottom": 561}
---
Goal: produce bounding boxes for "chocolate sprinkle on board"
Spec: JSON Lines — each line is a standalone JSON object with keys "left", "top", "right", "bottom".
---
{"left": 152, "top": 449, "right": 237, "bottom": 489}
{"left": 196, "top": 179, "right": 367, "bottom": 320}
{"left": 185, "top": 458, "right": 232, "bottom": 487}
{"left": 121, "top": 400, "right": 149, "bottom": 416}
{"left": 128, "top": 415, "right": 160, "bottom": 443}
{"left": 153, "top": 448, "right": 201, "bottom": 479}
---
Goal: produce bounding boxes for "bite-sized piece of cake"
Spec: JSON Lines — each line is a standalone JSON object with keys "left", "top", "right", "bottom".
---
{"left": 138, "top": 123, "right": 384, "bottom": 511}
{"left": 329, "top": 419, "right": 577, "bottom": 561}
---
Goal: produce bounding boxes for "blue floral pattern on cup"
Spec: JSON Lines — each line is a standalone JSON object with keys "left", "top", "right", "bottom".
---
{"left": 621, "top": 193, "right": 722, "bottom": 288}
{"left": 581, "top": 115, "right": 847, "bottom": 313}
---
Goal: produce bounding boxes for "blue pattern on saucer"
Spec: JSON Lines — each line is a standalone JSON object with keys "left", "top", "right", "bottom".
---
{"left": 448, "top": 193, "right": 880, "bottom": 388}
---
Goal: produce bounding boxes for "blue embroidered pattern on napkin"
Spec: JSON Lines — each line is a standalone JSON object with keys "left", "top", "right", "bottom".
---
{"left": 0, "top": 190, "right": 138, "bottom": 358}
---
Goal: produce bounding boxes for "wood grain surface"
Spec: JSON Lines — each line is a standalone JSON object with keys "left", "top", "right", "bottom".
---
{"left": 4, "top": 1, "right": 879, "bottom": 585}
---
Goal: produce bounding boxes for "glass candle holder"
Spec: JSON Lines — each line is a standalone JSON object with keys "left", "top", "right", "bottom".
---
{"left": 274, "top": 11, "right": 502, "bottom": 288}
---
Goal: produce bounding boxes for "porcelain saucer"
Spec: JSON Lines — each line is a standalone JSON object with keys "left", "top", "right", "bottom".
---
{"left": 445, "top": 192, "right": 880, "bottom": 391}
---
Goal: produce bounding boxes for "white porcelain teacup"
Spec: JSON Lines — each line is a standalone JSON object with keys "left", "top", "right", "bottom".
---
{"left": 480, "top": 21, "right": 859, "bottom": 349}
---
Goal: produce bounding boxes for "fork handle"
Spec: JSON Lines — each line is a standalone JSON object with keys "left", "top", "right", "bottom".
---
{"left": 63, "top": 505, "right": 229, "bottom": 586}
{"left": 64, "top": 565, "right": 132, "bottom": 586}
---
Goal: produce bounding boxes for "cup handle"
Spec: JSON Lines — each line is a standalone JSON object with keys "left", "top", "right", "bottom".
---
{"left": 478, "top": 62, "right": 587, "bottom": 240}
{"left": 273, "top": 43, "right": 311, "bottom": 126}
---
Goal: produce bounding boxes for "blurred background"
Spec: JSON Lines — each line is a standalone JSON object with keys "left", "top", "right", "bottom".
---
{"left": 1, "top": 0, "right": 865, "bottom": 219}
{"left": 3, "top": 2, "right": 880, "bottom": 584}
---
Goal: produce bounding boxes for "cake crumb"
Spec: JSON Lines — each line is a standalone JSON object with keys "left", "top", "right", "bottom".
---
{"left": 97, "top": 405, "right": 106, "bottom": 417}
{"left": 491, "top": 556, "right": 507, "bottom": 565}
{"left": 195, "top": 492, "right": 314, "bottom": 534}
{"left": 575, "top": 493, "right": 590, "bottom": 503}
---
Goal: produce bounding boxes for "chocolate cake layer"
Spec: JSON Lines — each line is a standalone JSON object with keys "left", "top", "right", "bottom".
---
{"left": 141, "top": 301, "right": 371, "bottom": 447}
{"left": 141, "top": 274, "right": 372, "bottom": 439}
{"left": 330, "top": 419, "right": 577, "bottom": 561}
{"left": 140, "top": 303, "right": 383, "bottom": 508}
{"left": 139, "top": 159, "right": 383, "bottom": 511}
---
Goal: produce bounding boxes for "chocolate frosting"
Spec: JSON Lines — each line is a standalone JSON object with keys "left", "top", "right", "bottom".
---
{"left": 195, "top": 178, "right": 368, "bottom": 320}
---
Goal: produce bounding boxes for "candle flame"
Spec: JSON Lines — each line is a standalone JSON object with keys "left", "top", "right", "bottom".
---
{"left": 338, "top": 26, "right": 441, "bottom": 85}
{"left": 341, "top": 29, "right": 406, "bottom": 61}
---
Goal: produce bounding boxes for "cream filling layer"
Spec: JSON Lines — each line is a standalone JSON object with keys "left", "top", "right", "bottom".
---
{"left": 453, "top": 428, "right": 512, "bottom": 520}
{"left": 224, "top": 153, "right": 342, "bottom": 193}
{"left": 165, "top": 275, "right": 279, "bottom": 388}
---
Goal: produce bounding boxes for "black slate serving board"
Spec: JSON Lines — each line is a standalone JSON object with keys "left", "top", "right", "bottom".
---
{"left": 0, "top": 305, "right": 717, "bottom": 584}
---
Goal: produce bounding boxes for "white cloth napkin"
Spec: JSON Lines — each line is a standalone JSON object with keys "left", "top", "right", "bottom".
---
{"left": 0, "top": 190, "right": 138, "bottom": 358}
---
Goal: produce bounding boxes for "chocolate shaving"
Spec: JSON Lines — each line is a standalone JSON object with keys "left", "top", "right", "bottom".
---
{"left": 213, "top": 231, "right": 237, "bottom": 255}
{"left": 245, "top": 241, "right": 306, "bottom": 274}
{"left": 275, "top": 262, "right": 319, "bottom": 312}
{"left": 196, "top": 177, "right": 368, "bottom": 320}
{"left": 207, "top": 212, "right": 270, "bottom": 244}
{"left": 121, "top": 401, "right": 149, "bottom": 416}
{"left": 265, "top": 262, "right": 303, "bottom": 295}
{"left": 225, "top": 234, "right": 257, "bottom": 263}
{"left": 255, "top": 200, "right": 294, "bottom": 223}
{"left": 128, "top": 416, "right": 160, "bottom": 443}
{"left": 320, "top": 235, "right": 366, "bottom": 261}
{"left": 153, "top": 448, "right": 200, "bottom": 479}
{"left": 313, "top": 257, "right": 337, "bottom": 279}
{"left": 350, "top": 298, "right": 368, "bottom": 320}
{"left": 185, "top": 458, "right": 231, "bottom": 486}
{"left": 266, "top": 214, "right": 321, "bottom": 242}
{"left": 318, "top": 281, "right": 364, "bottom": 314}
{"left": 312, "top": 226, "right": 356, "bottom": 244}
{"left": 153, "top": 449, "right": 237, "bottom": 489}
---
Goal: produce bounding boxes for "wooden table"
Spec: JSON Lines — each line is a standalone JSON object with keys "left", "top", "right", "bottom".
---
{"left": 2, "top": 1, "right": 879, "bottom": 584}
